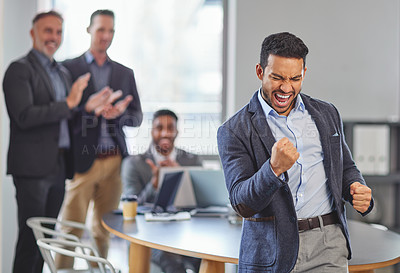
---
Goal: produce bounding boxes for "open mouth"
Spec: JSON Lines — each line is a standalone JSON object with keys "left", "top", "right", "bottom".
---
{"left": 45, "top": 41, "right": 58, "bottom": 50}
{"left": 157, "top": 138, "right": 173, "bottom": 153}
{"left": 274, "top": 93, "right": 292, "bottom": 107}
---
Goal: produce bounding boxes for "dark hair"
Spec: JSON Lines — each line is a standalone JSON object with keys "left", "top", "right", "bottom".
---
{"left": 89, "top": 9, "right": 115, "bottom": 26}
{"left": 153, "top": 109, "right": 178, "bottom": 122}
{"left": 259, "top": 32, "right": 309, "bottom": 70}
{"left": 32, "top": 11, "right": 63, "bottom": 25}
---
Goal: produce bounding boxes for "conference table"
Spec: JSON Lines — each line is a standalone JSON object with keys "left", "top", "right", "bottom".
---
{"left": 102, "top": 213, "right": 400, "bottom": 273}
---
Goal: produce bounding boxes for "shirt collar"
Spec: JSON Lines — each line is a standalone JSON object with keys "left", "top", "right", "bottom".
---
{"left": 32, "top": 49, "right": 59, "bottom": 69}
{"left": 257, "top": 88, "right": 305, "bottom": 118}
{"left": 150, "top": 144, "right": 177, "bottom": 165}
{"left": 84, "top": 51, "right": 111, "bottom": 65}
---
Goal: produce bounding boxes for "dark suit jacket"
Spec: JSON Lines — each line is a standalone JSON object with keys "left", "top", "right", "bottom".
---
{"left": 217, "top": 92, "right": 373, "bottom": 273}
{"left": 121, "top": 147, "right": 202, "bottom": 204}
{"left": 3, "top": 50, "right": 73, "bottom": 178}
{"left": 63, "top": 54, "right": 143, "bottom": 173}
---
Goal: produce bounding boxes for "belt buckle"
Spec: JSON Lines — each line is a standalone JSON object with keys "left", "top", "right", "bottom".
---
{"left": 307, "top": 217, "right": 314, "bottom": 230}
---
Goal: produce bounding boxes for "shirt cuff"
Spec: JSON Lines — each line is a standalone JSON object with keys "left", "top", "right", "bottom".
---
{"left": 269, "top": 163, "right": 286, "bottom": 181}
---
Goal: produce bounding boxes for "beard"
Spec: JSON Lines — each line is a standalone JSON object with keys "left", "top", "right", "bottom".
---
{"left": 154, "top": 138, "right": 174, "bottom": 155}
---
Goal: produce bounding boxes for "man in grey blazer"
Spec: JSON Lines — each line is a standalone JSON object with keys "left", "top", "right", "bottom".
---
{"left": 217, "top": 32, "right": 373, "bottom": 273}
{"left": 121, "top": 109, "right": 202, "bottom": 273}
{"left": 2, "top": 11, "right": 91, "bottom": 273}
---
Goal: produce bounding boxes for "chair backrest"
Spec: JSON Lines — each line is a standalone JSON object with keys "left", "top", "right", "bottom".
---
{"left": 37, "top": 238, "right": 116, "bottom": 273}
{"left": 27, "top": 217, "right": 96, "bottom": 245}
{"left": 26, "top": 217, "right": 99, "bottom": 272}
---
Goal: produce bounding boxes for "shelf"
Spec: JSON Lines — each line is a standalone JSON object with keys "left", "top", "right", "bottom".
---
{"left": 363, "top": 174, "right": 400, "bottom": 184}
{"left": 343, "top": 121, "right": 400, "bottom": 230}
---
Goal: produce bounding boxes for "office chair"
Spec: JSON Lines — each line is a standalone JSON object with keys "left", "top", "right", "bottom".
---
{"left": 37, "top": 238, "right": 116, "bottom": 273}
{"left": 26, "top": 217, "right": 103, "bottom": 272}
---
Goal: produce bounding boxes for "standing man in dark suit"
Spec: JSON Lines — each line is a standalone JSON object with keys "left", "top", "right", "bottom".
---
{"left": 56, "top": 9, "right": 143, "bottom": 269}
{"left": 2, "top": 11, "right": 91, "bottom": 273}
{"left": 217, "top": 32, "right": 373, "bottom": 272}
{"left": 121, "top": 109, "right": 202, "bottom": 273}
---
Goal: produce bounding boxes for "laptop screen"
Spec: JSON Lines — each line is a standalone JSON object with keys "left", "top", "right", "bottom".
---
{"left": 189, "top": 169, "right": 230, "bottom": 208}
{"left": 152, "top": 171, "right": 184, "bottom": 212}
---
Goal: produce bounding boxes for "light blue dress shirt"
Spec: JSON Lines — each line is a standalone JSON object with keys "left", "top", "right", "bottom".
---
{"left": 257, "top": 89, "right": 333, "bottom": 218}
{"left": 32, "top": 49, "right": 70, "bottom": 149}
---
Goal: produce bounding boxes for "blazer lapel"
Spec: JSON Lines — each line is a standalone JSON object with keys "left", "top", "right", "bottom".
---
{"left": 75, "top": 54, "right": 97, "bottom": 102}
{"left": 109, "top": 61, "right": 119, "bottom": 90}
{"left": 248, "top": 92, "right": 275, "bottom": 156}
{"left": 28, "top": 51, "right": 56, "bottom": 101}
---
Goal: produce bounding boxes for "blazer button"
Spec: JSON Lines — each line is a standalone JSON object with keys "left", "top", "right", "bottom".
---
{"left": 290, "top": 216, "right": 296, "bottom": 223}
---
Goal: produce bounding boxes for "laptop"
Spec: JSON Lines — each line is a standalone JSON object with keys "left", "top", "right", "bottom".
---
{"left": 152, "top": 168, "right": 230, "bottom": 216}
{"left": 188, "top": 169, "right": 230, "bottom": 208}
{"left": 158, "top": 166, "right": 203, "bottom": 209}
{"left": 151, "top": 171, "right": 184, "bottom": 213}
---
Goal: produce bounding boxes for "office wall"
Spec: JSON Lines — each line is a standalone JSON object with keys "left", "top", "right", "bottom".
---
{"left": 228, "top": 0, "right": 400, "bottom": 121}
{"left": 1, "top": 0, "right": 37, "bottom": 271}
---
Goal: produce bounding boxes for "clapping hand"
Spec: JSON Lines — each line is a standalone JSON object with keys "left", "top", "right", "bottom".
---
{"left": 101, "top": 94, "right": 133, "bottom": 119}
{"left": 146, "top": 159, "right": 160, "bottom": 189}
{"left": 145, "top": 158, "right": 180, "bottom": 189}
{"left": 84, "top": 86, "right": 113, "bottom": 115}
{"left": 85, "top": 87, "right": 132, "bottom": 119}
{"left": 66, "top": 73, "right": 91, "bottom": 109}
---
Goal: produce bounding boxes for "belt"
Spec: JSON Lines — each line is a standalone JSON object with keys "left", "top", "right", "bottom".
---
{"left": 96, "top": 148, "right": 120, "bottom": 159}
{"left": 297, "top": 211, "right": 339, "bottom": 231}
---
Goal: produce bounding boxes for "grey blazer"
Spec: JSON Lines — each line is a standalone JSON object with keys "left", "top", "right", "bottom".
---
{"left": 121, "top": 147, "right": 202, "bottom": 204}
{"left": 217, "top": 91, "right": 373, "bottom": 273}
{"left": 3, "top": 50, "right": 73, "bottom": 178}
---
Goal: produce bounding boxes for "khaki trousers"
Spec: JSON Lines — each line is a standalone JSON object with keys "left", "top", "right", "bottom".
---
{"left": 55, "top": 155, "right": 122, "bottom": 269}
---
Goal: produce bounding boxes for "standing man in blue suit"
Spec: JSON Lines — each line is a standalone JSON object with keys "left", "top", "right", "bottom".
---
{"left": 217, "top": 32, "right": 373, "bottom": 273}
{"left": 2, "top": 11, "right": 91, "bottom": 273}
{"left": 56, "top": 9, "right": 143, "bottom": 269}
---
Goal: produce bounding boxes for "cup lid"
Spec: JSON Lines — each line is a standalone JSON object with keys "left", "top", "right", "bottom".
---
{"left": 121, "top": 195, "right": 137, "bottom": 202}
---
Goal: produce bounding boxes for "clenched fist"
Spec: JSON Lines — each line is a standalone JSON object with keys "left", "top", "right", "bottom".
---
{"left": 270, "top": 137, "right": 299, "bottom": 176}
{"left": 350, "top": 182, "right": 372, "bottom": 213}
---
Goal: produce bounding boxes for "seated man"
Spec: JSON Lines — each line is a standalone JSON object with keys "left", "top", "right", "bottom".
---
{"left": 121, "top": 109, "right": 202, "bottom": 273}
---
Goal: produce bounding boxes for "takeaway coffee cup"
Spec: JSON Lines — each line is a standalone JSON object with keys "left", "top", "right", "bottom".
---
{"left": 121, "top": 195, "right": 138, "bottom": 220}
